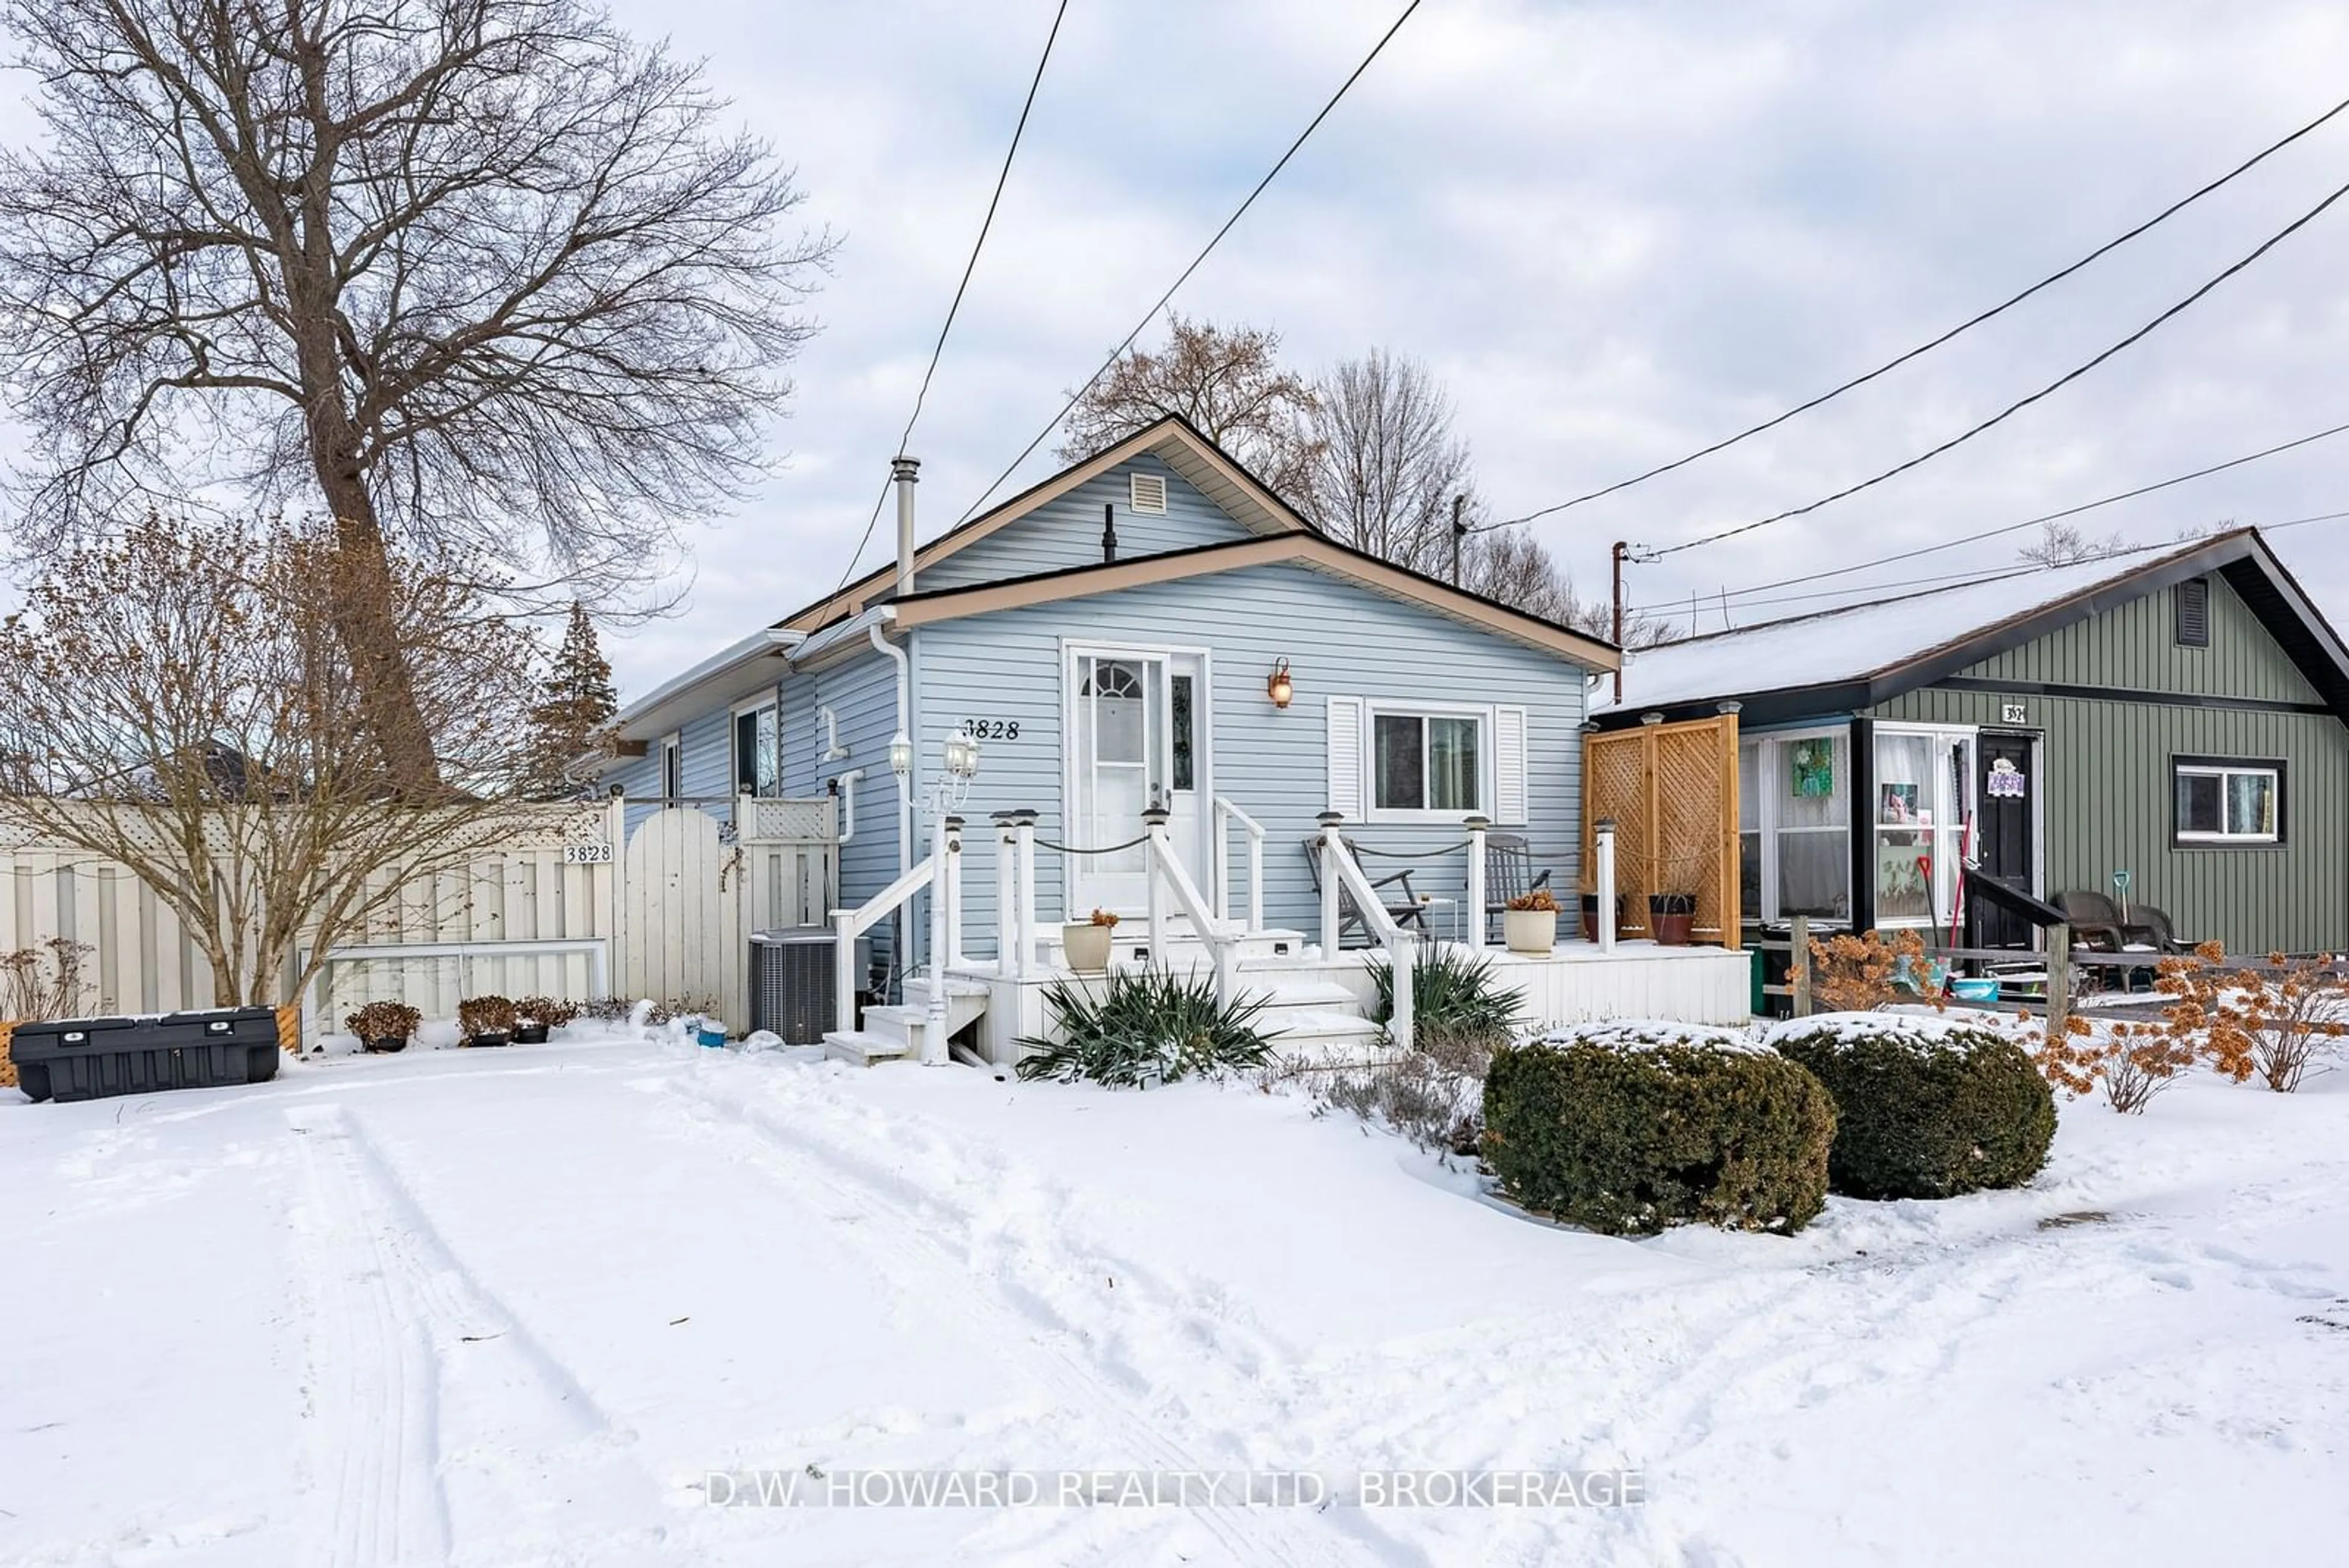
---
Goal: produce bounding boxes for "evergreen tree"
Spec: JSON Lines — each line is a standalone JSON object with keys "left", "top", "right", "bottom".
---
{"left": 525, "top": 603, "right": 620, "bottom": 799}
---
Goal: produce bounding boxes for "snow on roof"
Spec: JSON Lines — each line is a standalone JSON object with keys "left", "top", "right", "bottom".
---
{"left": 1598, "top": 539, "right": 2223, "bottom": 715}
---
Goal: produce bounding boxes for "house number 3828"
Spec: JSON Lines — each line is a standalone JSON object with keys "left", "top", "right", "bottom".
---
{"left": 961, "top": 719, "right": 1020, "bottom": 740}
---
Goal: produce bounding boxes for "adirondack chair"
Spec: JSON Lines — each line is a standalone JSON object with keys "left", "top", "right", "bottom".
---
{"left": 1481, "top": 833, "right": 1553, "bottom": 942}
{"left": 1301, "top": 835, "right": 1429, "bottom": 946}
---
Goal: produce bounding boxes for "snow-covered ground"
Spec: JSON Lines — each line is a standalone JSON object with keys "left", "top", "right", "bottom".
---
{"left": 6, "top": 1031, "right": 2348, "bottom": 1567}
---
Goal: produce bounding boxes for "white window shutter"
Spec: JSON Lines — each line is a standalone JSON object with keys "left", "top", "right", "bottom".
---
{"left": 1327, "top": 696, "right": 1364, "bottom": 817}
{"left": 1494, "top": 705, "right": 1529, "bottom": 824}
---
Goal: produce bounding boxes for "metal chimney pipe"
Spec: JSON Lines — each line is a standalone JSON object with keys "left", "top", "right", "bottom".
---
{"left": 892, "top": 456, "right": 921, "bottom": 598}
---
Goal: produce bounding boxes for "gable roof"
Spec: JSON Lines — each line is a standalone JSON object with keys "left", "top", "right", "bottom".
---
{"left": 883, "top": 531, "right": 1620, "bottom": 669}
{"left": 1597, "top": 527, "right": 2349, "bottom": 725}
{"left": 778, "top": 415, "right": 1316, "bottom": 635}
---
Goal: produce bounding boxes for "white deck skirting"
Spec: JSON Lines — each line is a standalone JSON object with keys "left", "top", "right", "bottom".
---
{"left": 952, "top": 934, "right": 1754, "bottom": 1063}
{"left": 1480, "top": 940, "right": 1753, "bottom": 1029}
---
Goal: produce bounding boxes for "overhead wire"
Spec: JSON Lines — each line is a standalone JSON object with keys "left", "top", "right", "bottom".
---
{"left": 952, "top": 0, "right": 1425, "bottom": 526}
{"left": 1483, "top": 92, "right": 2349, "bottom": 533}
{"left": 824, "top": 0, "right": 1073, "bottom": 602}
{"left": 1644, "top": 170, "right": 2349, "bottom": 559}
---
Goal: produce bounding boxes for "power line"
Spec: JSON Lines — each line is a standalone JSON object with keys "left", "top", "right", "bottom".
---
{"left": 954, "top": 0, "right": 1425, "bottom": 526}
{"left": 1633, "top": 507, "right": 2349, "bottom": 620}
{"left": 1485, "top": 92, "right": 2349, "bottom": 533}
{"left": 1646, "top": 169, "right": 2349, "bottom": 560}
{"left": 825, "top": 0, "right": 1072, "bottom": 601}
{"left": 1636, "top": 415, "right": 2349, "bottom": 607}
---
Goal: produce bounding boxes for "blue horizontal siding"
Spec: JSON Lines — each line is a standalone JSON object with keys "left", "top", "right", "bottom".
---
{"left": 911, "top": 560, "right": 1588, "bottom": 950}
{"left": 915, "top": 454, "right": 1255, "bottom": 590}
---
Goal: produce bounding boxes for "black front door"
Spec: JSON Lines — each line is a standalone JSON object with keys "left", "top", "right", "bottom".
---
{"left": 1972, "top": 732, "right": 2036, "bottom": 948}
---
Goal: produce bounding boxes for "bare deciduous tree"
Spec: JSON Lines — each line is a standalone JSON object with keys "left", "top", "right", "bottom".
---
{"left": 0, "top": 0, "right": 831, "bottom": 788}
{"left": 2018, "top": 521, "right": 2128, "bottom": 566}
{"left": 1057, "top": 314, "right": 1319, "bottom": 499}
{"left": 0, "top": 514, "right": 548, "bottom": 1006}
{"left": 1296, "top": 349, "right": 1474, "bottom": 576}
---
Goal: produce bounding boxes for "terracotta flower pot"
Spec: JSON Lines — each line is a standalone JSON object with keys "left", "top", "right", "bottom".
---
{"left": 1579, "top": 895, "right": 1625, "bottom": 943}
{"left": 1650, "top": 894, "right": 1698, "bottom": 946}
{"left": 1503, "top": 907, "right": 1558, "bottom": 956}
{"left": 1063, "top": 922, "right": 1115, "bottom": 973}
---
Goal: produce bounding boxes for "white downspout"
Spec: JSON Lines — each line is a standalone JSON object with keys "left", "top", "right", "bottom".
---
{"left": 868, "top": 618, "right": 911, "bottom": 880}
{"left": 831, "top": 768, "right": 864, "bottom": 845}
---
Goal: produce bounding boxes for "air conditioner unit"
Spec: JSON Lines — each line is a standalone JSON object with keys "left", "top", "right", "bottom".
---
{"left": 749, "top": 927, "right": 870, "bottom": 1043}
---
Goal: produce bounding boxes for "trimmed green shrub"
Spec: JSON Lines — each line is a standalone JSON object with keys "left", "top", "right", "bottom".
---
{"left": 1368, "top": 946, "right": 1524, "bottom": 1044}
{"left": 1769, "top": 1014, "right": 2055, "bottom": 1200}
{"left": 1482, "top": 1022, "right": 1835, "bottom": 1236}
{"left": 1017, "top": 970, "right": 1273, "bottom": 1087}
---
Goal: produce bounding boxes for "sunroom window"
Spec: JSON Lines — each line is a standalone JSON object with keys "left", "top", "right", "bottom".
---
{"left": 1737, "top": 728, "right": 1852, "bottom": 923}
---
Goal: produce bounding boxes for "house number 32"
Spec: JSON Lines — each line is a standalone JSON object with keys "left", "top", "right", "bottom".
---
{"left": 962, "top": 719, "right": 1021, "bottom": 740}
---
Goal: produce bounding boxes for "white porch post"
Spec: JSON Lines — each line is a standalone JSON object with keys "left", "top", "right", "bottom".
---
{"left": 1247, "top": 825, "right": 1264, "bottom": 936}
{"left": 943, "top": 814, "right": 966, "bottom": 968}
{"left": 1463, "top": 814, "right": 1489, "bottom": 954}
{"left": 1213, "top": 804, "right": 1231, "bottom": 927}
{"left": 1389, "top": 929, "right": 1415, "bottom": 1051}
{"left": 992, "top": 812, "right": 1019, "bottom": 978}
{"left": 1316, "top": 811, "right": 1343, "bottom": 953}
{"left": 1595, "top": 817, "right": 1619, "bottom": 954}
{"left": 923, "top": 800, "right": 951, "bottom": 1064}
{"left": 1013, "top": 809, "right": 1039, "bottom": 973}
{"left": 1142, "top": 804, "right": 1168, "bottom": 968}
{"left": 833, "top": 908, "right": 858, "bottom": 1035}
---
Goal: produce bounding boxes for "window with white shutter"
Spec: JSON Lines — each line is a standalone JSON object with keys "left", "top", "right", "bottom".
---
{"left": 1493, "top": 705, "right": 1529, "bottom": 824}
{"left": 1326, "top": 696, "right": 1364, "bottom": 816}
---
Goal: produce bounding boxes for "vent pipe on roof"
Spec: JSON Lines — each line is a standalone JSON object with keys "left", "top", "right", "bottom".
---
{"left": 892, "top": 456, "right": 921, "bottom": 598}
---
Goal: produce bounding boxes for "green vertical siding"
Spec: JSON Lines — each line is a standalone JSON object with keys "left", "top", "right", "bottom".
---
{"left": 1956, "top": 574, "right": 2320, "bottom": 701}
{"left": 1872, "top": 576, "right": 2348, "bottom": 954}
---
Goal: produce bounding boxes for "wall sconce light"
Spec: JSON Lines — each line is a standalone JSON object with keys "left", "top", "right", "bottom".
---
{"left": 1267, "top": 658, "right": 1293, "bottom": 709}
{"left": 888, "top": 730, "right": 913, "bottom": 779}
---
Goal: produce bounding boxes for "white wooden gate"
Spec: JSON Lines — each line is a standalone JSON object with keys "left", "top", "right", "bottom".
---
{"left": 621, "top": 806, "right": 743, "bottom": 1025}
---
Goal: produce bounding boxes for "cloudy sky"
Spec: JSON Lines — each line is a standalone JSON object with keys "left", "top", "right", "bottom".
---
{"left": 11, "top": 0, "right": 2349, "bottom": 695}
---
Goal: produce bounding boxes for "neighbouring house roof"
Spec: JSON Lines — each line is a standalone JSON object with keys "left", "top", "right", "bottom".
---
{"left": 777, "top": 415, "right": 1317, "bottom": 636}
{"left": 885, "top": 531, "right": 1621, "bottom": 669}
{"left": 1596, "top": 527, "right": 2349, "bottom": 726}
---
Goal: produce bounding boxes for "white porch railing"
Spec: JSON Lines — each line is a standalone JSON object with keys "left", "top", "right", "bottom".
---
{"left": 1211, "top": 795, "right": 1267, "bottom": 937}
{"left": 1144, "top": 807, "right": 1239, "bottom": 1009}
{"left": 1315, "top": 813, "right": 1416, "bottom": 1049}
{"left": 830, "top": 852, "right": 937, "bottom": 1039}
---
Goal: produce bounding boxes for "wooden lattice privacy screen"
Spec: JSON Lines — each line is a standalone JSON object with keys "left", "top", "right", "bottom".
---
{"left": 1581, "top": 715, "right": 1742, "bottom": 949}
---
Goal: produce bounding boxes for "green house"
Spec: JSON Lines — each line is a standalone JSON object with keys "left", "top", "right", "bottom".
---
{"left": 1595, "top": 529, "right": 2349, "bottom": 957}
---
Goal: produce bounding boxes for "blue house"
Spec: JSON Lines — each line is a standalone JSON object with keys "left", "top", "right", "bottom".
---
{"left": 595, "top": 419, "right": 1745, "bottom": 1061}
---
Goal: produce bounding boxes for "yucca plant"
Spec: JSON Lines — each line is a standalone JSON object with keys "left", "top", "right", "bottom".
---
{"left": 1016, "top": 970, "right": 1273, "bottom": 1087}
{"left": 1369, "top": 946, "right": 1524, "bottom": 1042}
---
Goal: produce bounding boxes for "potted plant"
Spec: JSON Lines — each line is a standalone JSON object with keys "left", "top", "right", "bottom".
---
{"left": 1578, "top": 890, "right": 1626, "bottom": 943}
{"left": 1650, "top": 891, "right": 1698, "bottom": 946}
{"left": 1062, "top": 908, "right": 1119, "bottom": 974}
{"left": 344, "top": 1000, "right": 421, "bottom": 1053}
{"left": 513, "top": 997, "right": 579, "bottom": 1045}
{"left": 458, "top": 994, "right": 518, "bottom": 1048}
{"left": 1503, "top": 888, "right": 1560, "bottom": 955}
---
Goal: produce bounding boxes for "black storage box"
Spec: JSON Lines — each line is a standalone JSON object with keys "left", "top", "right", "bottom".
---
{"left": 10, "top": 1007, "right": 283, "bottom": 1103}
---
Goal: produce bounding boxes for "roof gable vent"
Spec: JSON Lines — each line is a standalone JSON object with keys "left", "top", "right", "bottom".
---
{"left": 2176, "top": 578, "right": 2211, "bottom": 647}
{"left": 1129, "top": 471, "right": 1168, "bottom": 515}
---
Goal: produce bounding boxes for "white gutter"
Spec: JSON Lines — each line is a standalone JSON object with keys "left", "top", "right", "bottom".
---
{"left": 611, "top": 625, "right": 804, "bottom": 736}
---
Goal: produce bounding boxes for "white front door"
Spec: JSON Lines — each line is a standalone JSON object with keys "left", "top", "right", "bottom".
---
{"left": 1067, "top": 647, "right": 1209, "bottom": 919}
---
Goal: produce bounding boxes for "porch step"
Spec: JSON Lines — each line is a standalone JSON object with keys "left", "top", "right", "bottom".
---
{"left": 900, "top": 975, "right": 991, "bottom": 1038}
{"left": 822, "top": 1028, "right": 914, "bottom": 1067}
{"left": 1263, "top": 1008, "right": 1388, "bottom": 1065}
{"left": 1244, "top": 977, "right": 1367, "bottom": 1017}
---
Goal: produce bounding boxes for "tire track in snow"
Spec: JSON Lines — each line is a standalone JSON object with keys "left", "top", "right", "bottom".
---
{"left": 663, "top": 1069, "right": 1423, "bottom": 1568}
{"left": 287, "top": 1104, "right": 662, "bottom": 1567}
{"left": 288, "top": 1105, "right": 453, "bottom": 1568}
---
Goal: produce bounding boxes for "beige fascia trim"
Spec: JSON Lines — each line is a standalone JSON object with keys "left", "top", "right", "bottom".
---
{"left": 889, "top": 536, "right": 1622, "bottom": 671}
